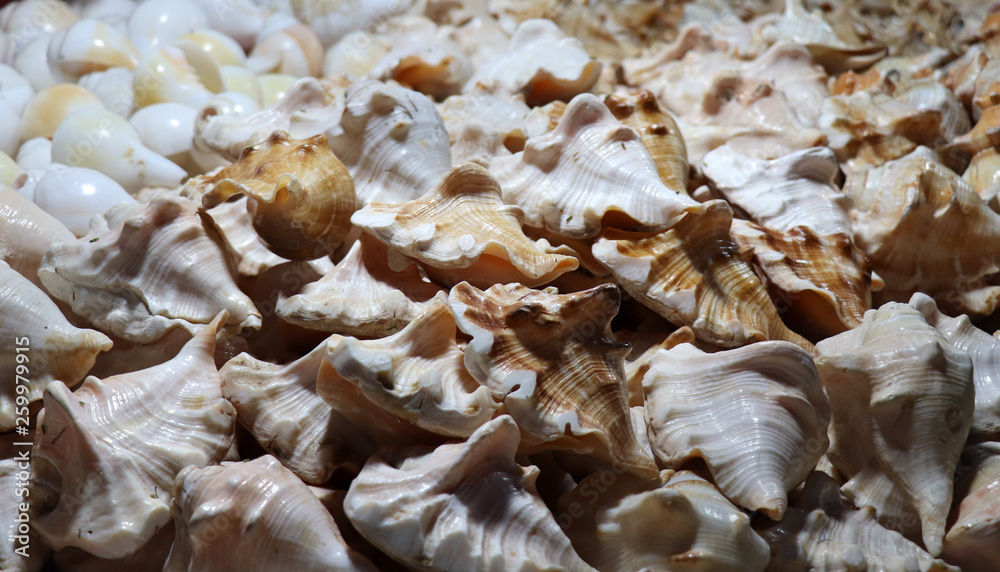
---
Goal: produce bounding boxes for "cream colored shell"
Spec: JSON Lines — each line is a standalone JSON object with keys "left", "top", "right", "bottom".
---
{"left": 941, "top": 442, "right": 1000, "bottom": 571}
{"left": 322, "top": 301, "right": 499, "bottom": 439}
{"left": 351, "top": 163, "right": 578, "bottom": 288}
{"left": 643, "top": 340, "right": 830, "bottom": 519}
{"left": 343, "top": 416, "right": 597, "bottom": 572}
{"left": 164, "top": 456, "right": 377, "bottom": 571}
{"left": 558, "top": 470, "right": 770, "bottom": 572}
{"left": 492, "top": 93, "right": 700, "bottom": 239}
{"left": 0, "top": 261, "right": 111, "bottom": 431}
{"left": 277, "top": 234, "right": 446, "bottom": 337}
{"left": 814, "top": 302, "right": 974, "bottom": 556}
{"left": 220, "top": 342, "right": 376, "bottom": 485}
{"left": 30, "top": 314, "right": 236, "bottom": 559}
{"left": 38, "top": 194, "right": 261, "bottom": 344}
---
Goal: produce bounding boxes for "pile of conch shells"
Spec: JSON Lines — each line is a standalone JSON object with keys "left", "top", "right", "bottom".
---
{"left": 5, "top": 0, "right": 1000, "bottom": 569}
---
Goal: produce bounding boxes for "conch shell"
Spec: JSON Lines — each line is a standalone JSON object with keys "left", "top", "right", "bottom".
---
{"left": 842, "top": 148, "right": 1000, "bottom": 307}
{"left": 38, "top": 194, "right": 261, "bottom": 344}
{"left": 164, "top": 456, "right": 377, "bottom": 571}
{"left": 941, "top": 442, "right": 1000, "bottom": 571}
{"left": 343, "top": 416, "right": 597, "bottom": 571}
{"left": 730, "top": 220, "right": 873, "bottom": 338}
{"left": 184, "top": 130, "right": 356, "bottom": 260}
{"left": 0, "top": 186, "right": 76, "bottom": 288}
{"left": 561, "top": 468, "right": 770, "bottom": 571}
{"left": 31, "top": 313, "right": 236, "bottom": 559}
{"left": 220, "top": 343, "right": 377, "bottom": 485}
{"left": 278, "top": 233, "right": 445, "bottom": 337}
{"left": 0, "top": 261, "right": 112, "bottom": 431}
{"left": 814, "top": 302, "right": 974, "bottom": 556}
{"left": 351, "top": 163, "right": 578, "bottom": 288}
{"left": 643, "top": 340, "right": 830, "bottom": 519}
{"left": 759, "top": 471, "right": 958, "bottom": 572}
{"left": 911, "top": 293, "right": 1000, "bottom": 438}
{"left": 449, "top": 281, "right": 657, "bottom": 476}
{"left": 322, "top": 301, "right": 499, "bottom": 440}
{"left": 604, "top": 89, "right": 688, "bottom": 194}
{"left": 325, "top": 79, "right": 452, "bottom": 205}
{"left": 592, "top": 201, "right": 811, "bottom": 349}
{"left": 491, "top": 93, "right": 699, "bottom": 239}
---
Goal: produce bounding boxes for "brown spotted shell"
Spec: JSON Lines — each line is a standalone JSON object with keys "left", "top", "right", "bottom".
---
{"left": 184, "top": 130, "right": 356, "bottom": 260}
{"left": 605, "top": 90, "right": 688, "bottom": 194}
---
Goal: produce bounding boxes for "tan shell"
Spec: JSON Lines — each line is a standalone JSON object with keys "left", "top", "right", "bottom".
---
{"left": 604, "top": 89, "right": 688, "bottom": 193}
{"left": 220, "top": 342, "right": 377, "bottom": 485}
{"left": 814, "top": 303, "right": 974, "bottom": 556}
{"left": 558, "top": 469, "right": 770, "bottom": 572}
{"left": 963, "top": 146, "right": 1000, "bottom": 211}
{"left": 204, "top": 195, "right": 289, "bottom": 277}
{"left": 592, "top": 201, "right": 811, "bottom": 350}
{"left": 951, "top": 104, "right": 1000, "bottom": 156}
{"left": 184, "top": 131, "right": 356, "bottom": 260}
{"left": 277, "top": 233, "right": 446, "bottom": 337}
{"left": 164, "top": 456, "right": 377, "bottom": 571}
{"left": 37, "top": 195, "right": 261, "bottom": 344}
{"left": 731, "top": 220, "right": 873, "bottom": 338}
{"left": 351, "top": 163, "right": 578, "bottom": 288}
{"left": 643, "top": 340, "right": 830, "bottom": 519}
{"left": 941, "top": 443, "right": 1000, "bottom": 571}
{"left": 759, "top": 472, "right": 958, "bottom": 572}
{"left": 343, "top": 416, "right": 597, "bottom": 571}
{"left": 842, "top": 149, "right": 1000, "bottom": 304}
{"left": 322, "top": 301, "right": 498, "bottom": 440}
{"left": 448, "top": 281, "right": 657, "bottom": 476}
{"left": 31, "top": 314, "right": 236, "bottom": 560}
{"left": 819, "top": 92, "right": 945, "bottom": 176}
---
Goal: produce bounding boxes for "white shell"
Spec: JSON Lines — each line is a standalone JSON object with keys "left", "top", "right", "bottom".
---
{"left": 220, "top": 342, "right": 376, "bottom": 484}
{"left": 326, "top": 79, "right": 452, "bottom": 205}
{"left": 0, "top": 261, "right": 112, "bottom": 431}
{"left": 38, "top": 194, "right": 261, "bottom": 343}
{"left": 127, "top": 0, "right": 208, "bottom": 55}
{"left": 492, "top": 93, "right": 699, "bottom": 239}
{"left": 30, "top": 314, "right": 235, "bottom": 559}
{"left": 133, "top": 45, "right": 215, "bottom": 109}
{"left": 165, "top": 455, "right": 378, "bottom": 571}
{"left": 0, "top": 64, "right": 34, "bottom": 116}
{"left": 14, "top": 137, "right": 50, "bottom": 171}
{"left": 30, "top": 166, "right": 138, "bottom": 237}
{"left": 50, "top": 108, "right": 187, "bottom": 194}
{"left": 911, "top": 293, "right": 1000, "bottom": 437}
{"left": 128, "top": 102, "right": 198, "bottom": 171}
{"left": 701, "top": 145, "right": 853, "bottom": 236}
{"left": 344, "top": 416, "right": 597, "bottom": 571}
{"left": 643, "top": 341, "right": 830, "bottom": 519}
{"left": 20, "top": 83, "right": 105, "bottom": 141}
{"left": 759, "top": 471, "right": 958, "bottom": 572}
{"left": 0, "top": 185, "right": 74, "bottom": 286}
{"left": 46, "top": 18, "right": 141, "bottom": 82}
{"left": 438, "top": 88, "right": 529, "bottom": 166}
{"left": 323, "top": 301, "right": 499, "bottom": 439}
{"left": 814, "top": 302, "right": 974, "bottom": 556}
{"left": 558, "top": 470, "right": 770, "bottom": 572}
{"left": 278, "top": 233, "right": 445, "bottom": 336}
{"left": 467, "top": 18, "right": 600, "bottom": 105}
{"left": 76, "top": 67, "right": 136, "bottom": 117}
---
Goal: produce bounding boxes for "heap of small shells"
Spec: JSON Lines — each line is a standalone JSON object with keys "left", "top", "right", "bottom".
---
{"left": 2, "top": 0, "right": 1000, "bottom": 570}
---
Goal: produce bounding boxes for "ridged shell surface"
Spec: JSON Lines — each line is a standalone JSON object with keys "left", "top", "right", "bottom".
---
{"left": 492, "top": 93, "right": 699, "bottom": 239}
{"left": 449, "top": 281, "right": 657, "bottom": 476}
{"left": 30, "top": 314, "right": 236, "bottom": 559}
{"left": 592, "top": 201, "right": 811, "bottom": 349}
{"left": 643, "top": 340, "right": 830, "bottom": 519}
{"left": 814, "top": 303, "right": 974, "bottom": 556}
{"left": 220, "top": 342, "right": 376, "bottom": 485}
{"left": 352, "top": 163, "right": 578, "bottom": 287}
{"left": 38, "top": 194, "right": 261, "bottom": 343}
{"left": 164, "top": 456, "right": 377, "bottom": 572}
{"left": 343, "top": 416, "right": 597, "bottom": 572}
{"left": 185, "top": 130, "right": 356, "bottom": 260}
